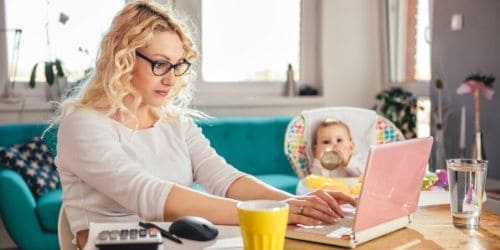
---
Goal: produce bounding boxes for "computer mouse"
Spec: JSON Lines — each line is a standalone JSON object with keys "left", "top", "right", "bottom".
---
{"left": 169, "top": 216, "right": 219, "bottom": 241}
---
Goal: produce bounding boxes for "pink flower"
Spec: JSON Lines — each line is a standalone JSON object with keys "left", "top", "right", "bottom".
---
{"left": 456, "top": 80, "right": 495, "bottom": 100}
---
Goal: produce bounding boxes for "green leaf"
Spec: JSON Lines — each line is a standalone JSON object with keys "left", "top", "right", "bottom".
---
{"left": 54, "top": 59, "right": 65, "bottom": 77}
{"left": 45, "top": 61, "right": 55, "bottom": 86}
{"left": 29, "top": 63, "right": 38, "bottom": 88}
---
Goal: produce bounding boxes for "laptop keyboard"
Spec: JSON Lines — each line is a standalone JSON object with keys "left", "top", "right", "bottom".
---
{"left": 295, "top": 216, "right": 354, "bottom": 238}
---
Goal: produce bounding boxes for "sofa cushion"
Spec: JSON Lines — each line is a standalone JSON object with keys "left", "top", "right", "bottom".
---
{"left": 197, "top": 117, "right": 295, "bottom": 177}
{"left": 0, "top": 137, "right": 60, "bottom": 198}
{"left": 256, "top": 174, "right": 299, "bottom": 194}
{"left": 36, "top": 189, "right": 63, "bottom": 232}
{"left": 193, "top": 175, "right": 299, "bottom": 195}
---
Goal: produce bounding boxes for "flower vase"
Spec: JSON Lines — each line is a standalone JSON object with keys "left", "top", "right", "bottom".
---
{"left": 471, "top": 131, "right": 486, "bottom": 160}
{"left": 432, "top": 127, "right": 447, "bottom": 170}
{"left": 471, "top": 90, "right": 487, "bottom": 160}
{"left": 45, "top": 83, "right": 60, "bottom": 102}
{"left": 57, "top": 76, "right": 69, "bottom": 99}
{"left": 45, "top": 76, "right": 68, "bottom": 101}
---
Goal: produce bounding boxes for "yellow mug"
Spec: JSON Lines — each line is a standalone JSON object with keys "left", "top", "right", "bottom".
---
{"left": 237, "top": 200, "right": 289, "bottom": 250}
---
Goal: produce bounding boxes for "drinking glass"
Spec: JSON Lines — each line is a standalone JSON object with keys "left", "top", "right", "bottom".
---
{"left": 446, "top": 159, "right": 488, "bottom": 228}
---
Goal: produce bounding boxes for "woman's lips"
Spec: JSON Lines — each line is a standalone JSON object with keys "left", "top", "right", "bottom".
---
{"left": 155, "top": 90, "right": 169, "bottom": 96}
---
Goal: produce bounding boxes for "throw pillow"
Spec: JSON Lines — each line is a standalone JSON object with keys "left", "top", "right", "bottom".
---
{"left": 0, "top": 137, "right": 60, "bottom": 198}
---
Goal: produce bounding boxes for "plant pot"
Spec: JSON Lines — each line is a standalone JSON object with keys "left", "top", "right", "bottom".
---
{"left": 45, "top": 76, "right": 67, "bottom": 101}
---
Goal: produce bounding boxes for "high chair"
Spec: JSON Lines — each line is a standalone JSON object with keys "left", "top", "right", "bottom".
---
{"left": 284, "top": 107, "right": 404, "bottom": 179}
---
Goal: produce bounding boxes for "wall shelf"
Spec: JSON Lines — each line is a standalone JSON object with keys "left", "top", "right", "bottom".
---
{"left": 192, "top": 96, "right": 325, "bottom": 107}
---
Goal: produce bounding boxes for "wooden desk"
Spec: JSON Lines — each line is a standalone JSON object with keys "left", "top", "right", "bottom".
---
{"left": 285, "top": 205, "right": 500, "bottom": 249}
{"left": 88, "top": 205, "right": 499, "bottom": 250}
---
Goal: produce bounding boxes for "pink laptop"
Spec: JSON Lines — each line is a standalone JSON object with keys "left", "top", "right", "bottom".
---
{"left": 286, "top": 137, "right": 434, "bottom": 248}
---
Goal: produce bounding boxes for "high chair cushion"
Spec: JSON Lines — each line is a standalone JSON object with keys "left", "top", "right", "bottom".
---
{"left": 301, "top": 107, "right": 377, "bottom": 172}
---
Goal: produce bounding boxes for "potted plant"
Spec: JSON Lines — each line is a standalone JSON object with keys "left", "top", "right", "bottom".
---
{"left": 373, "top": 87, "right": 419, "bottom": 139}
{"left": 29, "top": 59, "right": 67, "bottom": 101}
{"left": 27, "top": 3, "right": 70, "bottom": 100}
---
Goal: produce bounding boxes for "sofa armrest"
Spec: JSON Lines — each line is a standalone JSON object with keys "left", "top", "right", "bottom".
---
{"left": 0, "top": 168, "right": 57, "bottom": 249}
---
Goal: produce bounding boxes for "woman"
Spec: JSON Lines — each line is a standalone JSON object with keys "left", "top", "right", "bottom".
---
{"left": 54, "top": 1, "right": 355, "bottom": 247}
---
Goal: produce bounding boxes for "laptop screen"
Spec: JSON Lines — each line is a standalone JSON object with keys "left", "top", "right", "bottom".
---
{"left": 352, "top": 137, "right": 433, "bottom": 232}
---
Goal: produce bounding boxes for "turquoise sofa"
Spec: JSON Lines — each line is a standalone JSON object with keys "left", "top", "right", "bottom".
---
{"left": 0, "top": 116, "right": 298, "bottom": 249}
{"left": 0, "top": 124, "right": 59, "bottom": 250}
{"left": 196, "top": 117, "right": 298, "bottom": 193}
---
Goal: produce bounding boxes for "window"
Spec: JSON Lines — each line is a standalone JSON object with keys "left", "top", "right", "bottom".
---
{"left": 201, "top": 0, "right": 300, "bottom": 82}
{"left": 4, "top": 0, "right": 124, "bottom": 82}
{"left": 176, "top": 0, "right": 319, "bottom": 92}
{"left": 386, "top": 0, "right": 431, "bottom": 83}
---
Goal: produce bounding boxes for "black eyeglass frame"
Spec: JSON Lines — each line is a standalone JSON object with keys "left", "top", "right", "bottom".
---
{"left": 135, "top": 51, "right": 191, "bottom": 76}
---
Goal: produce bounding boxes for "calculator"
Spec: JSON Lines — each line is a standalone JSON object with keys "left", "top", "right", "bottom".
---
{"left": 94, "top": 227, "right": 163, "bottom": 250}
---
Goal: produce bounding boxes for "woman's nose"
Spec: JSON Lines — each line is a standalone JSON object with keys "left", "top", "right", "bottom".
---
{"left": 161, "top": 70, "right": 175, "bottom": 85}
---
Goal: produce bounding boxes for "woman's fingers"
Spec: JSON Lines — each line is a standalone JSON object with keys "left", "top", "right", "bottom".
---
{"left": 286, "top": 199, "right": 325, "bottom": 225}
{"left": 305, "top": 190, "right": 358, "bottom": 218}
{"left": 312, "top": 190, "right": 344, "bottom": 217}
{"left": 285, "top": 197, "right": 340, "bottom": 225}
{"left": 285, "top": 191, "right": 358, "bottom": 225}
{"left": 329, "top": 191, "right": 357, "bottom": 207}
{"left": 306, "top": 195, "right": 337, "bottom": 218}
{"left": 288, "top": 212, "right": 321, "bottom": 225}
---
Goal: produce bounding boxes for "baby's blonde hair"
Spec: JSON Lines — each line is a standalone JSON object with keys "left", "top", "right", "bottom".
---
{"left": 54, "top": 0, "right": 199, "bottom": 127}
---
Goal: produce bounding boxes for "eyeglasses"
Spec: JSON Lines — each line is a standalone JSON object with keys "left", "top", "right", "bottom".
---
{"left": 136, "top": 51, "right": 191, "bottom": 76}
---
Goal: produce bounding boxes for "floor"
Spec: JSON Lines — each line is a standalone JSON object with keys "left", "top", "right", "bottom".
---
{"left": 0, "top": 217, "right": 16, "bottom": 250}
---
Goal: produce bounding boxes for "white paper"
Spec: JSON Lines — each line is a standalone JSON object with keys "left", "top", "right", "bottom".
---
{"left": 86, "top": 222, "right": 243, "bottom": 250}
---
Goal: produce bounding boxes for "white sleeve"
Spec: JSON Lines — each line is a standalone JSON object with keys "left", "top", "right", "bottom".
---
{"left": 56, "top": 111, "right": 172, "bottom": 221}
{"left": 183, "top": 117, "right": 246, "bottom": 197}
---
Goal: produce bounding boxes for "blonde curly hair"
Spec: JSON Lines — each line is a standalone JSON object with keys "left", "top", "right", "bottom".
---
{"left": 55, "top": 0, "right": 199, "bottom": 127}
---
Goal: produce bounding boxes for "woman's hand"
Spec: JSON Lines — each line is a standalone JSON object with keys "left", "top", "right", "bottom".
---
{"left": 283, "top": 190, "right": 356, "bottom": 225}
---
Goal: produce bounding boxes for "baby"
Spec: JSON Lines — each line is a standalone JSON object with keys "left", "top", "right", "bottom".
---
{"left": 311, "top": 118, "right": 363, "bottom": 177}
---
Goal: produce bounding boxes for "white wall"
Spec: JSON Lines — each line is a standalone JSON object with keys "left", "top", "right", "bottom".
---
{"left": 321, "top": 0, "right": 383, "bottom": 109}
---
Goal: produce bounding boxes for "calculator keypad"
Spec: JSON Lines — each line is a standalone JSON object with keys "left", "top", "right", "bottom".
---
{"left": 95, "top": 227, "right": 163, "bottom": 250}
